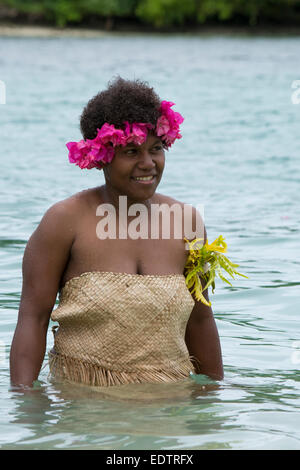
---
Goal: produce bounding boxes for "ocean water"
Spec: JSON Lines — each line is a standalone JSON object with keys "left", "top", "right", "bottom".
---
{"left": 0, "top": 31, "right": 300, "bottom": 450}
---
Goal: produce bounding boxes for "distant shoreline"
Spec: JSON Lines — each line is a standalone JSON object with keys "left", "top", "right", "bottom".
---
{"left": 0, "top": 23, "right": 111, "bottom": 38}
{"left": 1, "top": 22, "right": 300, "bottom": 38}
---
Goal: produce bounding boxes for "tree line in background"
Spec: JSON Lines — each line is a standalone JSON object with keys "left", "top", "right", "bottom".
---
{"left": 1, "top": 0, "right": 300, "bottom": 28}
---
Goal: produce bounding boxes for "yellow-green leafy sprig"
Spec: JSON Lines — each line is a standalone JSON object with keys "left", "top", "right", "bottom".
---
{"left": 184, "top": 235, "right": 248, "bottom": 306}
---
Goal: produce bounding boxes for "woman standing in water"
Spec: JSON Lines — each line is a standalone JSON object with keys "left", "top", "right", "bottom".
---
{"left": 10, "top": 77, "right": 223, "bottom": 389}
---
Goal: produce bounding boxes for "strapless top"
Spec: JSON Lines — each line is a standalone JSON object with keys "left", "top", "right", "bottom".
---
{"left": 48, "top": 271, "right": 196, "bottom": 387}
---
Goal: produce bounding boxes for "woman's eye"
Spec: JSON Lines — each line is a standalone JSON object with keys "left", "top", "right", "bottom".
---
{"left": 125, "top": 149, "right": 137, "bottom": 155}
{"left": 123, "top": 145, "right": 162, "bottom": 156}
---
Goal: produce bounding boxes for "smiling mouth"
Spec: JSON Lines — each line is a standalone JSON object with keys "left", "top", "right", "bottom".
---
{"left": 131, "top": 175, "right": 156, "bottom": 184}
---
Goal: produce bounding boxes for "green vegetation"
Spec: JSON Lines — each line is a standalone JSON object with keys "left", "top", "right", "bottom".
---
{"left": 1, "top": 0, "right": 300, "bottom": 28}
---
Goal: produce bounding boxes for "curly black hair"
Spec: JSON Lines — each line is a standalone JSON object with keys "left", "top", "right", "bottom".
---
{"left": 80, "top": 76, "right": 161, "bottom": 140}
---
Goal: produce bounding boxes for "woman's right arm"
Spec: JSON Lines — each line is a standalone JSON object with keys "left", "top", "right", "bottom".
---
{"left": 10, "top": 200, "right": 76, "bottom": 389}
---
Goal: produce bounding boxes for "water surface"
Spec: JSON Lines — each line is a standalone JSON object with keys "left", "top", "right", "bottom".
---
{"left": 0, "top": 32, "right": 300, "bottom": 450}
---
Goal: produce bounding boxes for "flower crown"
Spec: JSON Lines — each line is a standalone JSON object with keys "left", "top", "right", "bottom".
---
{"left": 66, "top": 101, "right": 184, "bottom": 170}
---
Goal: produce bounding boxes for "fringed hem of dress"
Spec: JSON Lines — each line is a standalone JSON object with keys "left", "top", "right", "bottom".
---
{"left": 48, "top": 350, "right": 195, "bottom": 387}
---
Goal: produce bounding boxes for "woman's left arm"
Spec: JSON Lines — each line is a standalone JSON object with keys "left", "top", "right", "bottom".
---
{"left": 183, "top": 206, "right": 224, "bottom": 380}
{"left": 184, "top": 277, "right": 224, "bottom": 381}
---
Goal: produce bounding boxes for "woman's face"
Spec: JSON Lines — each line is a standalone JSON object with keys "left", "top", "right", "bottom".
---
{"left": 103, "top": 133, "right": 165, "bottom": 202}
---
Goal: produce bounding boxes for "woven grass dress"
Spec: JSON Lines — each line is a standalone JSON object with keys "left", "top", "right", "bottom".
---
{"left": 48, "top": 271, "right": 196, "bottom": 387}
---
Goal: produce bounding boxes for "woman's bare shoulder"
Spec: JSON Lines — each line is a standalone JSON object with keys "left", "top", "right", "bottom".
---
{"left": 153, "top": 192, "right": 186, "bottom": 207}
{"left": 154, "top": 192, "right": 206, "bottom": 241}
{"left": 31, "top": 188, "right": 101, "bottom": 249}
{"left": 44, "top": 187, "right": 100, "bottom": 217}
{"left": 154, "top": 192, "right": 199, "bottom": 212}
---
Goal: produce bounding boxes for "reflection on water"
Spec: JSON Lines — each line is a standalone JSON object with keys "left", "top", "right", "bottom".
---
{"left": 4, "top": 368, "right": 299, "bottom": 450}
{"left": 5, "top": 377, "right": 228, "bottom": 450}
{"left": 1, "top": 32, "right": 300, "bottom": 449}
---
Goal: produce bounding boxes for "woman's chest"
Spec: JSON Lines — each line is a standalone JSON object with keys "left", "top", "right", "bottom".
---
{"left": 70, "top": 232, "right": 187, "bottom": 274}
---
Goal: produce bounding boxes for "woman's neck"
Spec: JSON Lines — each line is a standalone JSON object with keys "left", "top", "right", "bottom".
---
{"left": 99, "top": 184, "right": 154, "bottom": 214}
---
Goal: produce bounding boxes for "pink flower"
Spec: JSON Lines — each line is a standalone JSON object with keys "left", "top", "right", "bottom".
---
{"left": 66, "top": 138, "right": 114, "bottom": 170}
{"left": 123, "top": 122, "right": 152, "bottom": 146}
{"left": 157, "top": 101, "right": 184, "bottom": 147}
{"left": 98, "top": 145, "right": 114, "bottom": 164}
{"left": 156, "top": 115, "right": 170, "bottom": 136}
{"left": 66, "top": 140, "right": 90, "bottom": 164}
{"left": 131, "top": 123, "right": 148, "bottom": 145}
{"left": 97, "top": 123, "right": 126, "bottom": 147}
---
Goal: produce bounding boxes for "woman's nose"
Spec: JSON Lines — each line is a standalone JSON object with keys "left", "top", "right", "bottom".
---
{"left": 137, "top": 151, "right": 156, "bottom": 169}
